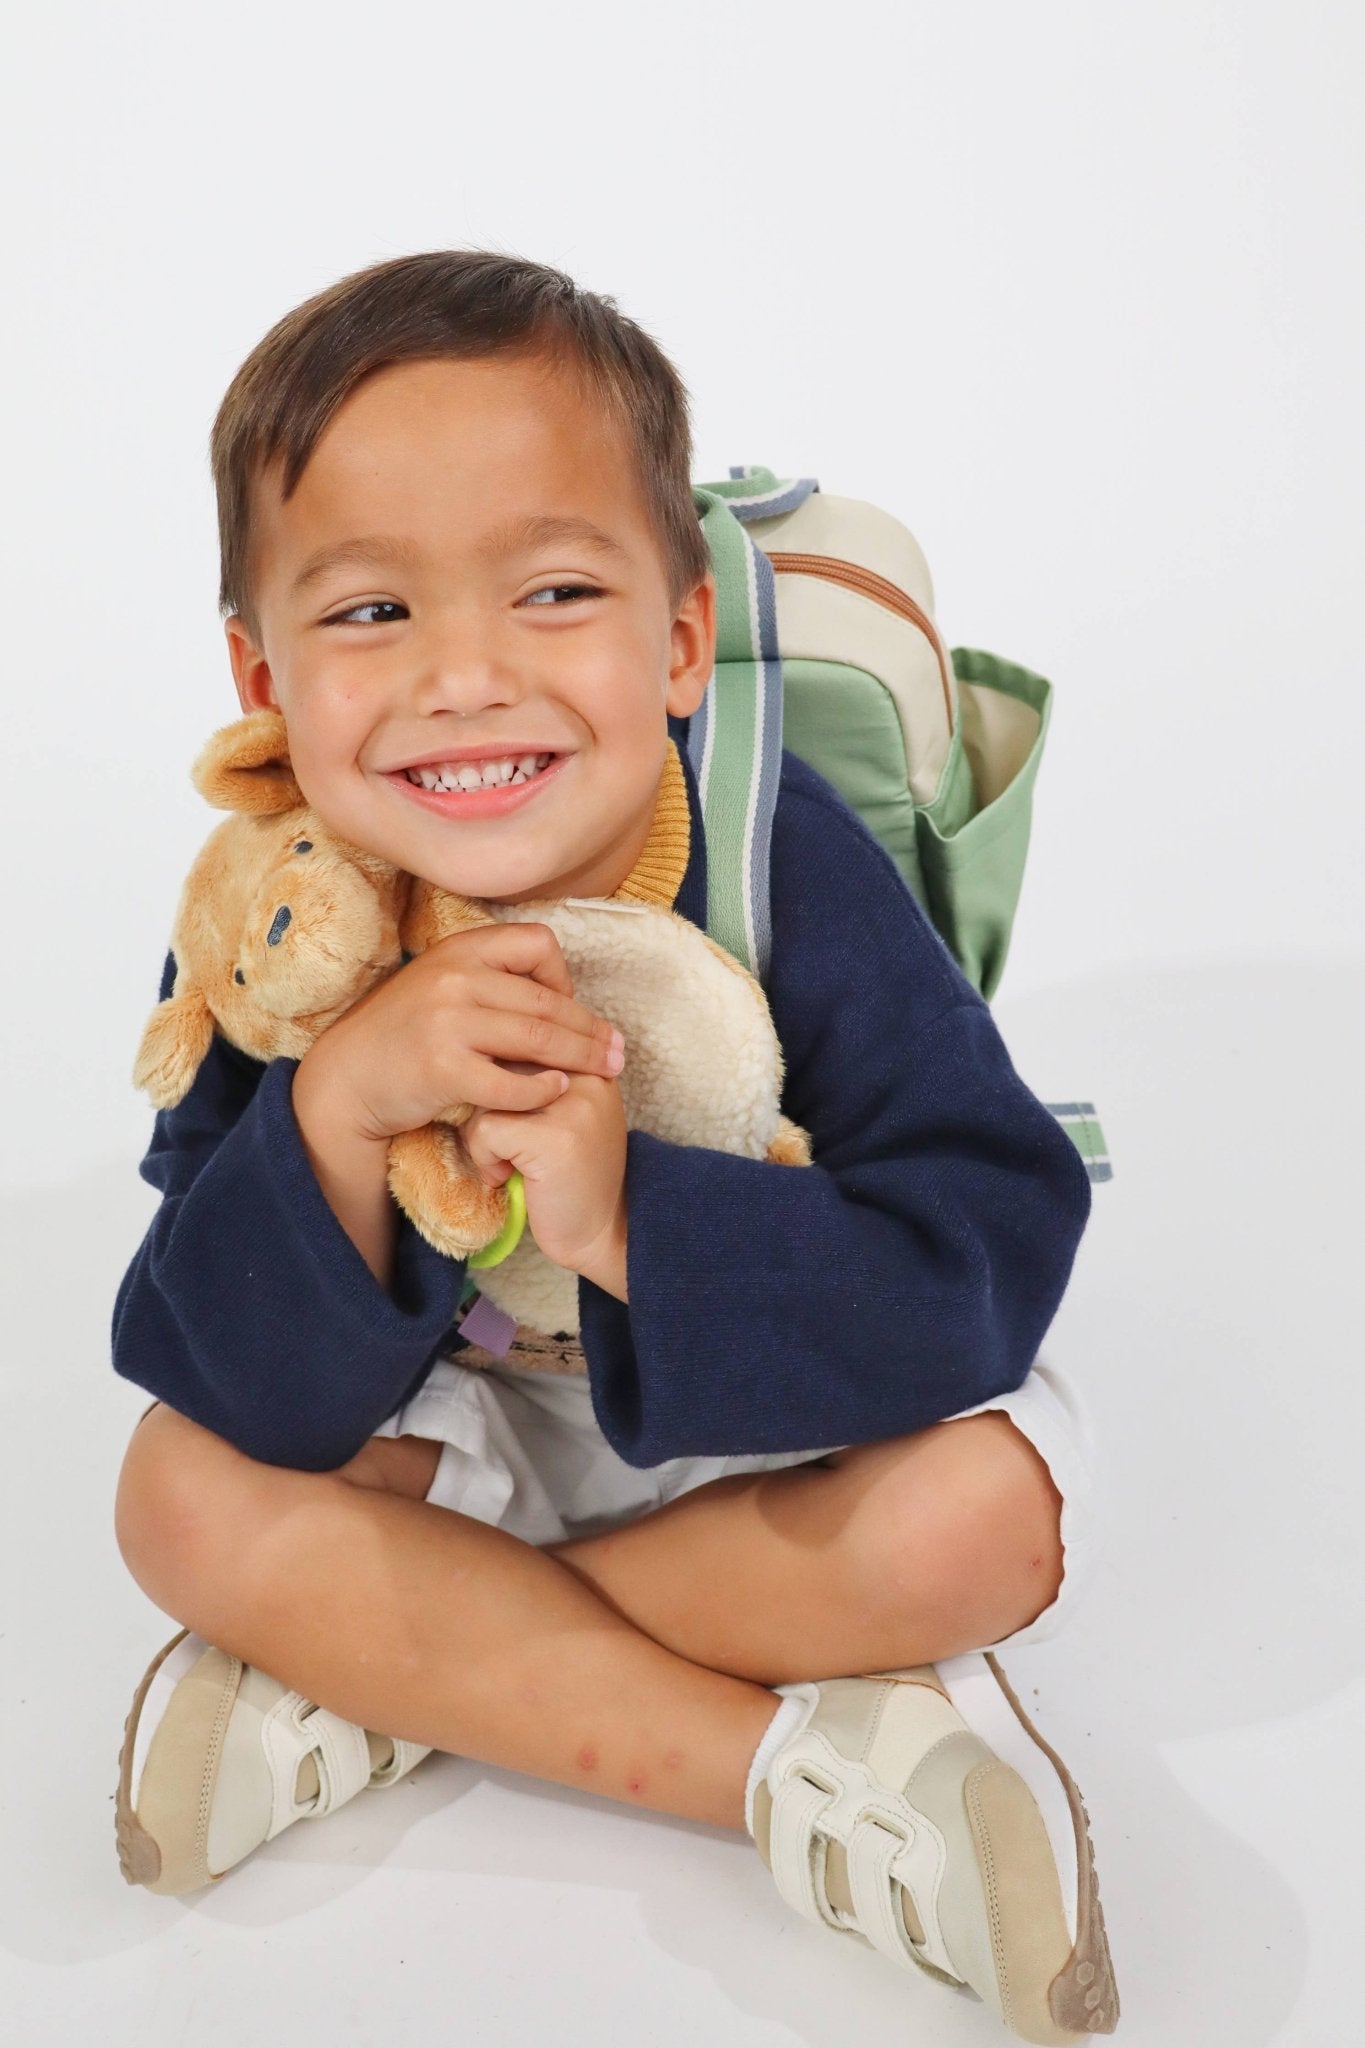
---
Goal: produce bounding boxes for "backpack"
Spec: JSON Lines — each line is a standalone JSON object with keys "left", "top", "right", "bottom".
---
{"left": 690, "top": 465, "right": 1111, "bottom": 1186}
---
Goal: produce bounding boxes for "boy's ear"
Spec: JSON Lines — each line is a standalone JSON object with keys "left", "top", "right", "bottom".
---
{"left": 133, "top": 985, "right": 215, "bottom": 1107}
{"left": 665, "top": 572, "right": 716, "bottom": 720}
{"left": 225, "top": 612, "right": 279, "bottom": 717}
{"left": 192, "top": 710, "right": 302, "bottom": 814}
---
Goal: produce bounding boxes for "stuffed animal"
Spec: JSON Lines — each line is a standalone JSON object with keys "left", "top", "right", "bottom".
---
{"left": 135, "top": 711, "right": 813, "bottom": 1338}
{"left": 133, "top": 709, "right": 510, "bottom": 1261}
{"left": 401, "top": 873, "right": 814, "bottom": 1341}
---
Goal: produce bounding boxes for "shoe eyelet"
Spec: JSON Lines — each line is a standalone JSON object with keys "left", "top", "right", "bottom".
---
{"left": 789, "top": 1762, "right": 838, "bottom": 1799}
{"left": 860, "top": 1807, "right": 913, "bottom": 1846}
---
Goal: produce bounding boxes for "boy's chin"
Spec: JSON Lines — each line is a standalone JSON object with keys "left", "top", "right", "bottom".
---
{"left": 399, "top": 846, "right": 569, "bottom": 905}
{"left": 318, "top": 784, "right": 592, "bottom": 902}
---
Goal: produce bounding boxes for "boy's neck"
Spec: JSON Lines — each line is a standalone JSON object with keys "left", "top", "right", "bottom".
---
{"left": 601, "top": 737, "right": 691, "bottom": 912}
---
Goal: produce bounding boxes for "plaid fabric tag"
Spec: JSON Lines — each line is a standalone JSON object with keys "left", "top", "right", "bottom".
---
{"left": 1041, "top": 1102, "right": 1112, "bottom": 1182}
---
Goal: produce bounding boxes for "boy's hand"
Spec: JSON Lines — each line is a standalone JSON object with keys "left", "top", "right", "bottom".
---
{"left": 293, "top": 923, "right": 625, "bottom": 1144}
{"left": 460, "top": 1071, "right": 629, "bottom": 1295}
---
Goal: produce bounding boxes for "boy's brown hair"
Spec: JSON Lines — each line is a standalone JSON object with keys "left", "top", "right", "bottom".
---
{"left": 210, "top": 249, "right": 713, "bottom": 646}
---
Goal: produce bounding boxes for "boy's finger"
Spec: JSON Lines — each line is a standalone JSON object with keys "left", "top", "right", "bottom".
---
{"left": 458, "top": 1114, "right": 504, "bottom": 1178}
{"left": 468, "top": 1058, "right": 571, "bottom": 1114}
{"left": 471, "top": 971, "right": 621, "bottom": 1059}
{"left": 466, "top": 921, "right": 575, "bottom": 999}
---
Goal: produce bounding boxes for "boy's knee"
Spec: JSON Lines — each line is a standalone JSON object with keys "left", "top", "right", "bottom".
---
{"left": 116, "top": 1404, "right": 191, "bottom": 1586}
{"left": 115, "top": 1402, "right": 257, "bottom": 1612}
{"left": 114, "top": 1408, "right": 441, "bottom": 1625}
{"left": 864, "top": 1409, "right": 1065, "bottom": 1637}
{"left": 965, "top": 1410, "right": 1065, "bottom": 1623}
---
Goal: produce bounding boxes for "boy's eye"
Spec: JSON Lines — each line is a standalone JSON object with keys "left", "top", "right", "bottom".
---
{"left": 322, "top": 600, "right": 407, "bottom": 627}
{"left": 320, "top": 585, "right": 602, "bottom": 626}
{"left": 521, "top": 583, "right": 603, "bottom": 607}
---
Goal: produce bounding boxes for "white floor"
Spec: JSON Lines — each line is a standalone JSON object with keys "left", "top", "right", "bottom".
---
{"left": 3, "top": 952, "right": 1360, "bottom": 2047}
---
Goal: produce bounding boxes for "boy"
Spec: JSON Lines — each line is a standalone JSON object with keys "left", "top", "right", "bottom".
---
{"left": 111, "top": 251, "right": 1118, "bottom": 2041}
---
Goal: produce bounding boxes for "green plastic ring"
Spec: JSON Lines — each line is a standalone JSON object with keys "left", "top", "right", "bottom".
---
{"left": 467, "top": 1168, "right": 527, "bottom": 1270}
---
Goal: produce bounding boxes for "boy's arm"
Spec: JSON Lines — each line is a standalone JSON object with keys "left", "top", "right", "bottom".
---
{"left": 576, "top": 761, "right": 1094, "bottom": 1469}
{"left": 111, "top": 955, "right": 465, "bottom": 1471}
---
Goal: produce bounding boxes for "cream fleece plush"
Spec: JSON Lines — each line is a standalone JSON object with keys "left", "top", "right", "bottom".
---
{"left": 134, "top": 710, "right": 811, "bottom": 1331}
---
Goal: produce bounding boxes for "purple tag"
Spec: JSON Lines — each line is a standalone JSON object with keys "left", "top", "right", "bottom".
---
{"left": 459, "top": 1292, "right": 519, "bottom": 1357}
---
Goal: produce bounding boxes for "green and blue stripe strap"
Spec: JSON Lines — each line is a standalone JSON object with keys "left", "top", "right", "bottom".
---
{"left": 685, "top": 474, "right": 807, "bottom": 990}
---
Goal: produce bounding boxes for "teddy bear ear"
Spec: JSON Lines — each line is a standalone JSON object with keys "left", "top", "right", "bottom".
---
{"left": 133, "top": 985, "right": 216, "bottom": 1107}
{"left": 191, "top": 709, "right": 302, "bottom": 815}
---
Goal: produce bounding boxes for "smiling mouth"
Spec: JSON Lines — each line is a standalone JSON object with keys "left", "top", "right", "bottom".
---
{"left": 401, "top": 751, "right": 557, "bottom": 793}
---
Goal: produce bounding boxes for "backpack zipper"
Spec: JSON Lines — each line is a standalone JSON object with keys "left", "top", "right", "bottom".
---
{"left": 764, "top": 550, "right": 954, "bottom": 728}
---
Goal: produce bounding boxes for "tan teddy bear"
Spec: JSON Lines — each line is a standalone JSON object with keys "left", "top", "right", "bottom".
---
{"left": 133, "top": 709, "right": 510, "bottom": 1262}
{"left": 135, "top": 710, "right": 812, "bottom": 1337}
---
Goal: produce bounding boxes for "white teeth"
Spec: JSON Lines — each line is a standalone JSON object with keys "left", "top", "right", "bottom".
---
{"left": 405, "top": 752, "right": 554, "bottom": 794}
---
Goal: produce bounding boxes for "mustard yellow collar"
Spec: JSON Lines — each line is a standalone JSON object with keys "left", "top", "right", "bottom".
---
{"left": 608, "top": 737, "right": 690, "bottom": 911}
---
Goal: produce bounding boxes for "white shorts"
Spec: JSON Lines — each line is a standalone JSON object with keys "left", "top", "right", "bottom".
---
{"left": 374, "top": 1351, "right": 1100, "bottom": 1656}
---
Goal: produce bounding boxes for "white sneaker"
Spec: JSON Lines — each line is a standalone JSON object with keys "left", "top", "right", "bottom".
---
{"left": 116, "top": 1628, "right": 432, "bottom": 1895}
{"left": 747, "top": 1652, "right": 1119, "bottom": 2043}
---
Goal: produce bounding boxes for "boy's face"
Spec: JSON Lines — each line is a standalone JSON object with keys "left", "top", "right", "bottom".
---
{"left": 226, "top": 352, "right": 714, "bottom": 903}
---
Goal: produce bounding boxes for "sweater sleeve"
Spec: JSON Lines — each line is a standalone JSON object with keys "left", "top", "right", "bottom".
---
{"left": 111, "top": 955, "right": 466, "bottom": 1470}
{"left": 577, "top": 761, "right": 1094, "bottom": 1468}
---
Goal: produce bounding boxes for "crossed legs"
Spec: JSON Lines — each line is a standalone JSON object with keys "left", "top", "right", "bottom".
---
{"left": 114, "top": 1401, "right": 1063, "bottom": 1831}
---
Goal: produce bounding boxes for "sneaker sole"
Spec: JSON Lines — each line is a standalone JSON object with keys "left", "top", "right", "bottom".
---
{"left": 939, "top": 1652, "right": 1119, "bottom": 2036}
{"left": 115, "top": 1627, "right": 194, "bottom": 1890}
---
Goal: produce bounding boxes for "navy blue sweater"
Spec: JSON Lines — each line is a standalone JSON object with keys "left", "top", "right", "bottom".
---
{"left": 112, "top": 723, "right": 1092, "bottom": 1472}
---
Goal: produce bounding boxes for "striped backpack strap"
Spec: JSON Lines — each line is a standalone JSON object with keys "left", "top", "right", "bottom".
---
{"left": 687, "top": 471, "right": 819, "bottom": 983}
{"left": 691, "top": 467, "right": 1112, "bottom": 1184}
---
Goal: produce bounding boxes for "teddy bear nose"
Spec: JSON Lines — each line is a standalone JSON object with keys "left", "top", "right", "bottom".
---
{"left": 266, "top": 905, "right": 293, "bottom": 946}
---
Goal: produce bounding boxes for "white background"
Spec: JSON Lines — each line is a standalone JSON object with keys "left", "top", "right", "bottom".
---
{"left": 2, "top": 4, "right": 1362, "bottom": 2045}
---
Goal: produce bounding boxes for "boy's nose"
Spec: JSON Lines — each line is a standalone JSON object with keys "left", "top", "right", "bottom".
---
{"left": 407, "top": 619, "right": 525, "bottom": 719}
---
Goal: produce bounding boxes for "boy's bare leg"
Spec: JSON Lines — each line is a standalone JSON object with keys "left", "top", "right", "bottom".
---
{"left": 116, "top": 1404, "right": 778, "bottom": 1831}
{"left": 115, "top": 1404, "right": 1060, "bottom": 1834}
{"left": 550, "top": 1410, "right": 1065, "bottom": 1685}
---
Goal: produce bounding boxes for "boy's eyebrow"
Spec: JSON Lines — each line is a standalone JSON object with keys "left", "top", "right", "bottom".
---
{"left": 291, "top": 536, "right": 424, "bottom": 593}
{"left": 291, "top": 514, "right": 628, "bottom": 594}
{"left": 473, "top": 512, "right": 631, "bottom": 567}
